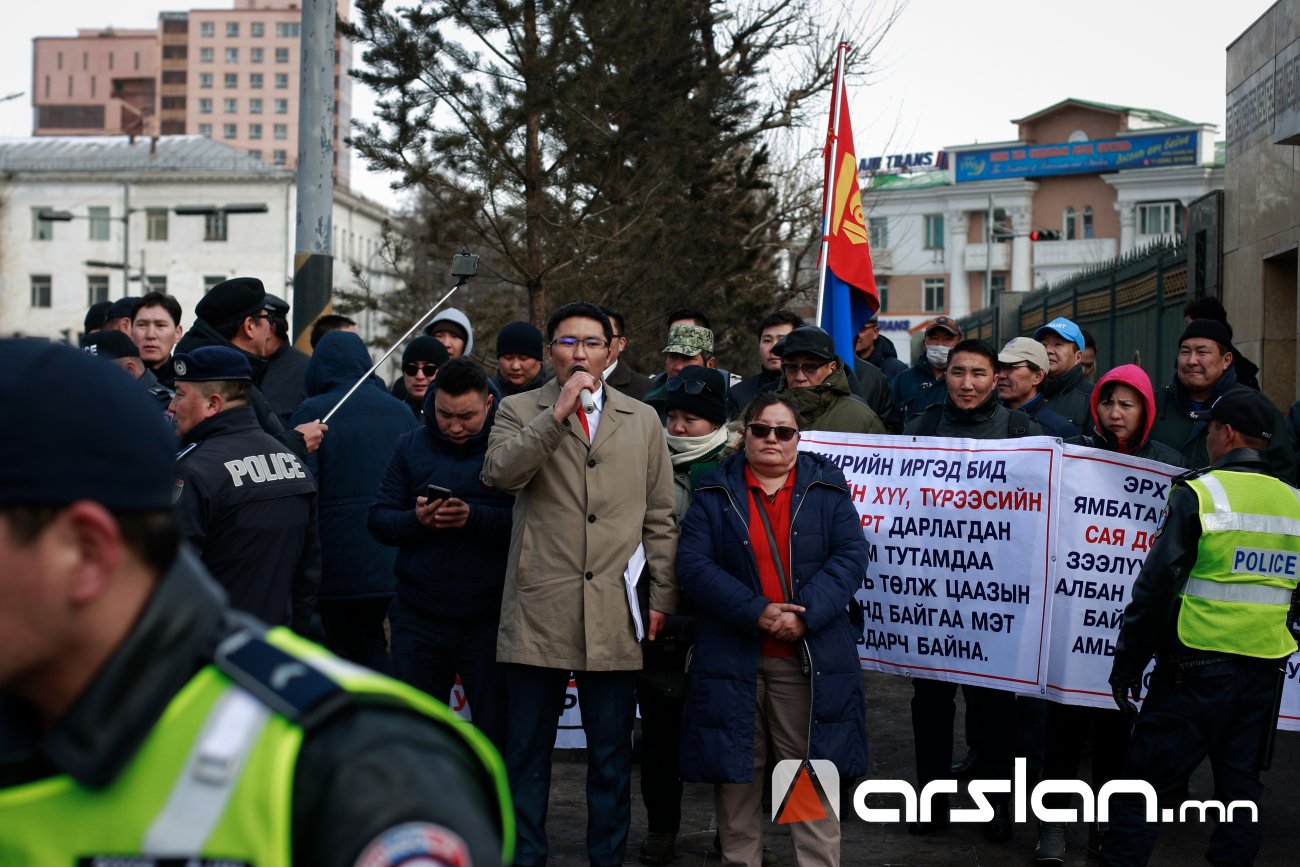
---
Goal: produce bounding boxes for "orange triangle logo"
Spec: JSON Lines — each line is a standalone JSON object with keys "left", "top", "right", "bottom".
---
{"left": 776, "top": 764, "right": 828, "bottom": 824}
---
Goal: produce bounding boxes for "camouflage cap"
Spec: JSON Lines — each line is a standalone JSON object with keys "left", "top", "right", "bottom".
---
{"left": 662, "top": 323, "right": 714, "bottom": 356}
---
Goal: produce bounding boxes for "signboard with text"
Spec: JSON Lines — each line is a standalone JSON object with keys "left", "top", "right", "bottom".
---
{"left": 954, "top": 131, "right": 1200, "bottom": 183}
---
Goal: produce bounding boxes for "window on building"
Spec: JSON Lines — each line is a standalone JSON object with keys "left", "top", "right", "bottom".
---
{"left": 44, "top": 76, "right": 49, "bottom": 98}
{"left": 868, "top": 216, "right": 889, "bottom": 250}
{"left": 198, "top": 123, "right": 213, "bottom": 138}
{"left": 67, "top": 77, "right": 73, "bottom": 98}
{"left": 146, "top": 208, "right": 169, "bottom": 241}
{"left": 90, "top": 77, "right": 96, "bottom": 98}
{"left": 31, "top": 275, "right": 52, "bottom": 308}
{"left": 145, "top": 275, "right": 167, "bottom": 293}
{"left": 249, "top": 149, "right": 262, "bottom": 161}
{"left": 923, "top": 278, "right": 945, "bottom": 313}
{"left": 200, "top": 21, "right": 214, "bottom": 37}
{"left": 274, "top": 74, "right": 288, "bottom": 90}
{"left": 276, "top": 47, "right": 290, "bottom": 63}
{"left": 274, "top": 98, "right": 288, "bottom": 113}
{"left": 204, "top": 213, "right": 228, "bottom": 242}
{"left": 224, "top": 73, "right": 238, "bottom": 88}
{"left": 88, "top": 207, "right": 111, "bottom": 242}
{"left": 87, "top": 275, "right": 110, "bottom": 306}
{"left": 273, "top": 149, "right": 287, "bottom": 166}
{"left": 198, "top": 98, "right": 211, "bottom": 114}
{"left": 225, "top": 48, "right": 239, "bottom": 63}
{"left": 251, "top": 47, "right": 263, "bottom": 63}
{"left": 1083, "top": 205, "right": 1095, "bottom": 240}
{"left": 82, "top": 52, "right": 88, "bottom": 70}
{"left": 108, "top": 53, "right": 114, "bottom": 70}
{"left": 249, "top": 123, "right": 262, "bottom": 139}
{"left": 250, "top": 73, "right": 263, "bottom": 89}
{"left": 251, "top": 22, "right": 265, "bottom": 38}
{"left": 249, "top": 98, "right": 263, "bottom": 114}
{"left": 1138, "top": 201, "right": 1182, "bottom": 237}
{"left": 134, "top": 51, "right": 141, "bottom": 69}
{"left": 200, "top": 47, "right": 214, "bottom": 63}
{"left": 31, "top": 208, "right": 54, "bottom": 241}
{"left": 226, "top": 21, "right": 239, "bottom": 38}
{"left": 1064, "top": 207, "right": 1077, "bottom": 241}
{"left": 199, "top": 73, "right": 213, "bottom": 89}
{"left": 923, "top": 214, "right": 945, "bottom": 250}
{"left": 57, "top": 52, "right": 63, "bottom": 70}
{"left": 224, "top": 98, "right": 238, "bottom": 113}
{"left": 990, "top": 274, "right": 1007, "bottom": 297}
{"left": 876, "top": 278, "right": 889, "bottom": 313}
{"left": 223, "top": 123, "right": 237, "bottom": 139}
{"left": 276, "top": 22, "right": 300, "bottom": 38}
{"left": 274, "top": 123, "right": 287, "bottom": 140}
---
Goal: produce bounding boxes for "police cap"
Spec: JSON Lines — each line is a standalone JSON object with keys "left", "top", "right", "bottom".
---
{"left": 172, "top": 346, "right": 253, "bottom": 383}
{"left": 1191, "top": 386, "right": 1276, "bottom": 441}
{"left": 84, "top": 329, "right": 142, "bottom": 361}
{"left": 0, "top": 339, "right": 176, "bottom": 510}
{"left": 195, "top": 277, "right": 272, "bottom": 326}
{"left": 83, "top": 300, "right": 114, "bottom": 332}
{"left": 106, "top": 296, "right": 142, "bottom": 322}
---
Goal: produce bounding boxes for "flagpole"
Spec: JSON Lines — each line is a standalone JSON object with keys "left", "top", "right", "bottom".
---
{"left": 816, "top": 41, "right": 850, "bottom": 327}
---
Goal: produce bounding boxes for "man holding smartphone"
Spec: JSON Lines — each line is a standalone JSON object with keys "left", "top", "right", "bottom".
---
{"left": 370, "top": 357, "right": 514, "bottom": 750}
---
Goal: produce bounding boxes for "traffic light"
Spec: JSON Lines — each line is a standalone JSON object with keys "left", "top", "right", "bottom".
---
{"left": 1030, "top": 229, "right": 1061, "bottom": 241}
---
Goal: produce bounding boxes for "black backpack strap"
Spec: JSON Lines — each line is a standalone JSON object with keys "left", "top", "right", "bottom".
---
{"left": 1006, "top": 409, "right": 1031, "bottom": 438}
{"left": 212, "top": 628, "right": 349, "bottom": 726}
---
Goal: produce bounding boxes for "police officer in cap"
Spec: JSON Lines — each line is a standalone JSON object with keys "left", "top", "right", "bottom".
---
{"left": 83, "top": 328, "right": 174, "bottom": 411}
{"left": 171, "top": 345, "right": 321, "bottom": 632}
{"left": 0, "top": 338, "right": 512, "bottom": 866}
{"left": 1103, "top": 387, "right": 1300, "bottom": 866}
{"left": 175, "top": 276, "right": 326, "bottom": 459}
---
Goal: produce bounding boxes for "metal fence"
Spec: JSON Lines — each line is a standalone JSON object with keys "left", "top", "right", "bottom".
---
{"left": 957, "top": 238, "right": 1191, "bottom": 388}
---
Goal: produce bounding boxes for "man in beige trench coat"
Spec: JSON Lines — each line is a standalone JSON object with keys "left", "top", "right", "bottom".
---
{"left": 483, "top": 301, "right": 679, "bottom": 867}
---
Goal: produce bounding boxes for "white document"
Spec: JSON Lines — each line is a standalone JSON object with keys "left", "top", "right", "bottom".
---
{"left": 624, "top": 542, "right": 647, "bottom": 640}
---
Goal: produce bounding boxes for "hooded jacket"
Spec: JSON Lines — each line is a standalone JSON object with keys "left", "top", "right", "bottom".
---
{"left": 861, "top": 334, "right": 907, "bottom": 382}
{"left": 292, "top": 332, "right": 420, "bottom": 600}
{"left": 424, "top": 307, "right": 475, "bottom": 358}
{"left": 369, "top": 376, "right": 514, "bottom": 621}
{"left": 1069, "top": 364, "right": 1185, "bottom": 467}
{"left": 776, "top": 357, "right": 885, "bottom": 435}
{"left": 1039, "top": 362, "right": 1094, "bottom": 435}
{"left": 1148, "top": 366, "right": 1295, "bottom": 480}
{"left": 175, "top": 318, "right": 309, "bottom": 460}
{"left": 676, "top": 451, "right": 869, "bottom": 782}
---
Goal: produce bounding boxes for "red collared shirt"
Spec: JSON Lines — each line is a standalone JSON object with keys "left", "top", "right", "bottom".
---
{"left": 745, "top": 464, "right": 797, "bottom": 658}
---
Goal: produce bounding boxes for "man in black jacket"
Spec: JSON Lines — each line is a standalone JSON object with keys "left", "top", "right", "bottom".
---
{"left": 260, "top": 293, "right": 312, "bottom": 427}
{"left": 492, "top": 321, "right": 552, "bottom": 397}
{"left": 0, "top": 338, "right": 511, "bottom": 866}
{"left": 728, "top": 309, "right": 803, "bottom": 418}
{"left": 171, "top": 345, "right": 320, "bottom": 632}
{"left": 600, "top": 307, "right": 654, "bottom": 400}
{"left": 1033, "top": 316, "right": 1094, "bottom": 434}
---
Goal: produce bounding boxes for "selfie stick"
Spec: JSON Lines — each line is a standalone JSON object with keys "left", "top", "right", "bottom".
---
{"left": 320, "top": 256, "right": 478, "bottom": 425}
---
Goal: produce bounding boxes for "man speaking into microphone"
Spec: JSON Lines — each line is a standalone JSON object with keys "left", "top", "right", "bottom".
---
{"left": 483, "top": 301, "right": 679, "bottom": 867}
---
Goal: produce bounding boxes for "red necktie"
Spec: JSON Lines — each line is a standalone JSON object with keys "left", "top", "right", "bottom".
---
{"left": 577, "top": 410, "right": 591, "bottom": 442}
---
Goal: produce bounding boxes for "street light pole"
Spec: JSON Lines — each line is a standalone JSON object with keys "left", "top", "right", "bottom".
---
{"left": 122, "top": 183, "right": 131, "bottom": 298}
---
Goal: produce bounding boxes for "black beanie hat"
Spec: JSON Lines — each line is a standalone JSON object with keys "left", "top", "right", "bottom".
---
{"left": 0, "top": 339, "right": 177, "bottom": 510}
{"left": 1179, "top": 318, "right": 1233, "bottom": 348}
{"left": 496, "top": 321, "right": 544, "bottom": 361}
{"left": 666, "top": 365, "right": 728, "bottom": 426}
{"left": 402, "top": 336, "right": 450, "bottom": 368}
{"left": 196, "top": 277, "right": 271, "bottom": 326}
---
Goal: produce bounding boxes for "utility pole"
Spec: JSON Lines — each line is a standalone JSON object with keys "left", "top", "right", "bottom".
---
{"left": 291, "top": 0, "right": 335, "bottom": 351}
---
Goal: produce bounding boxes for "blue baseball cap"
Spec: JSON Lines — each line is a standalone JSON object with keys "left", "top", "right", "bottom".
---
{"left": 172, "top": 346, "right": 252, "bottom": 382}
{"left": 1033, "top": 317, "right": 1085, "bottom": 351}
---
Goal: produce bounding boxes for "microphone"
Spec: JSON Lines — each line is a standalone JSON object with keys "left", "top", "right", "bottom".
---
{"left": 572, "top": 365, "right": 597, "bottom": 414}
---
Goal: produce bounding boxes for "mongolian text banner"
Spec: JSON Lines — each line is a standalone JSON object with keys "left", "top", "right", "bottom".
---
{"left": 800, "top": 432, "right": 1061, "bottom": 695}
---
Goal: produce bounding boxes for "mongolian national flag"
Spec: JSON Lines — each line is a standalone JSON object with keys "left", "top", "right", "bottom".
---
{"left": 818, "top": 73, "right": 879, "bottom": 365}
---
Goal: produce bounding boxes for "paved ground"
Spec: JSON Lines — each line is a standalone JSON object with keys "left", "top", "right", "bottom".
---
{"left": 537, "top": 670, "right": 1300, "bottom": 866}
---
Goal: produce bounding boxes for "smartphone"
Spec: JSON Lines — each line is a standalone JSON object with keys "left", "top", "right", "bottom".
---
{"left": 426, "top": 484, "right": 453, "bottom": 502}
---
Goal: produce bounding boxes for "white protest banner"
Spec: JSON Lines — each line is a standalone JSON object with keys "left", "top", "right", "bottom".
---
{"left": 1281, "top": 657, "right": 1300, "bottom": 733}
{"left": 450, "top": 675, "right": 588, "bottom": 747}
{"left": 801, "top": 432, "right": 1060, "bottom": 695}
{"left": 1045, "top": 445, "right": 1178, "bottom": 709}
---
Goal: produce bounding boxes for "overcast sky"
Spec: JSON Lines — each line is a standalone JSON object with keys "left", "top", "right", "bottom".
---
{"left": 0, "top": 0, "right": 1277, "bottom": 209}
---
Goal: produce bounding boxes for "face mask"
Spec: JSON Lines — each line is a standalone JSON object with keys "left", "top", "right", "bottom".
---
{"left": 926, "top": 344, "right": 952, "bottom": 369}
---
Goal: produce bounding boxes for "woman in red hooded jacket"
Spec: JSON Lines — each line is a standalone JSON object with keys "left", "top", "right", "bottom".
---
{"left": 1070, "top": 364, "right": 1186, "bottom": 466}
{"left": 1035, "top": 366, "right": 1186, "bottom": 864}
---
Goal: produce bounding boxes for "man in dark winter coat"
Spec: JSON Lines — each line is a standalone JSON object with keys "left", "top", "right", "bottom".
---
{"left": 996, "top": 336, "right": 1076, "bottom": 440}
{"left": 1033, "top": 316, "right": 1094, "bottom": 435}
{"left": 903, "top": 339, "right": 1041, "bottom": 842}
{"left": 891, "top": 316, "right": 961, "bottom": 425}
{"left": 370, "top": 357, "right": 514, "bottom": 750}
{"left": 291, "top": 332, "right": 419, "bottom": 671}
{"left": 492, "top": 321, "right": 552, "bottom": 397}
{"left": 174, "top": 277, "right": 325, "bottom": 459}
{"left": 171, "top": 346, "right": 320, "bottom": 632}
{"left": 1148, "top": 319, "right": 1294, "bottom": 481}
{"left": 261, "top": 293, "right": 312, "bottom": 428}
{"left": 600, "top": 307, "right": 654, "bottom": 401}
{"left": 855, "top": 313, "right": 907, "bottom": 382}
{"left": 728, "top": 309, "right": 803, "bottom": 417}
{"left": 395, "top": 336, "right": 450, "bottom": 423}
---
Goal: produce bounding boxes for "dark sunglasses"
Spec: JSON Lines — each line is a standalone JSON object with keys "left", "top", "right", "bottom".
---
{"left": 746, "top": 423, "right": 799, "bottom": 442}
{"left": 404, "top": 362, "right": 438, "bottom": 377}
{"left": 781, "top": 361, "right": 830, "bottom": 377}
{"left": 666, "top": 378, "right": 718, "bottom": 396}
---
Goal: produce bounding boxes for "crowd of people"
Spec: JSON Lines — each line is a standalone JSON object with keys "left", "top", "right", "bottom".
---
{"left": 6, "top": 280, "right": 1299, "bottom": 867}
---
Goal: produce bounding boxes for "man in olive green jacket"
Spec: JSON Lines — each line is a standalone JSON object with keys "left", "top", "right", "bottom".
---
{"left": 482, "top": 301, "right": 677, "bottom": 867}
{"left": 775, "top": 325, "right": 886, "bottom": 435}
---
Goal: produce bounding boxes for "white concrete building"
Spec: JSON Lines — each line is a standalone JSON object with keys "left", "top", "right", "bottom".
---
{"left": 0, "top": 136, "right": 398, "bottom": 344}
{"left": 862, "top": 99, "right": 1224, "bottom": 322}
